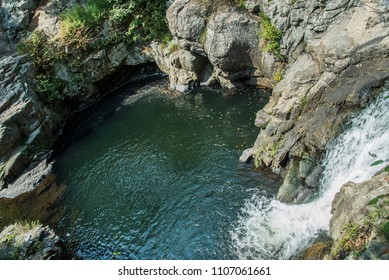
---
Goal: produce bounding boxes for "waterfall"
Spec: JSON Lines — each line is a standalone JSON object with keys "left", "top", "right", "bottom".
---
{"left": 231, "top": 88, "right": 389, "bottom": 259}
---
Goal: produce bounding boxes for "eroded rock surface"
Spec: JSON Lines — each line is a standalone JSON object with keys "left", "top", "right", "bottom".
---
{"left": 0, "top": 222, "right": 68, "bottom": 259}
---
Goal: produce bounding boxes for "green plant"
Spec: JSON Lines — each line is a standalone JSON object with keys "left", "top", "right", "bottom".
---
{"left": 167, "top": 42, "right": 179, "bottom": 54}
{"left": 4, "top": 233, "right": 17, "bottom": 246}
{"left": 367, "top": 195, "right": 389, "bottom": 238}
{"left": 273, "top": 68, "right": 284, "bottom": 83}
{"left": 200, "top": 29, "right": 207, "bottom": 45}
{"left": 15, "top": 220, "right": 41, "bottom": 231}
{"left": 233, "top": 0, "right": 246, "bottom": 9}
{"left": 160, "top": 33, "right": 173, "bottom": 48}
{"left": 259, "top": 13, "right": 284, "bottom": 60}
{"left": 269, "top": 141, "right": 281, "bottom": 157}
{"left": 18, "top": 30, "right": 63, "bottom": 73}
{"left": 331, "top": 223, "right": 371, "bottom": 259}
{"left": 34, "top": 74, "right": 66, "bottom": 102}
{"left": 300, "top": 95, "right": 308, "bottom": 109}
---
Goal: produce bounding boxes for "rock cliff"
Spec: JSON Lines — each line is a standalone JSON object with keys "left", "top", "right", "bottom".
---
{"left": 154, "top": 0, "right": 389, "bottom": 203}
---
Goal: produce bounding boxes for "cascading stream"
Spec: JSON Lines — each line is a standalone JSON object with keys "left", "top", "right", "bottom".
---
{"left": 232, "top": 88, "right": 389, "bottom": 259}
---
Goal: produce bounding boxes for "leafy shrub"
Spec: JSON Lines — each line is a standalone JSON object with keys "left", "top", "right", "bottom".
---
{"left": 233, "top": 0, "right": 246, "bottom": 9}
{"left": 59, "top": 0, "right": 169, "bottom": 49}
{"left": 34, "top": 74, "right": 66, "bottom": 102}
{"left": 273, "top": 68, "right": 284, "bottom": 83}
{"left": 18, "top": 30, "right": 63, "bottom": 73}
{"left": 259, "top": 13, "right": 284, "bottom": 60}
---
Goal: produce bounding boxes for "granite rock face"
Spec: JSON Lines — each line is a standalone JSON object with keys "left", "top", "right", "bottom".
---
{"left": 251, "top": 0, "right": 389, "bottom": 203}
{"left": 152, "top": 0, "right": 276, "bottom": 92}
{"left": 0, "top": 54, "right": 59, "bottom": 198}
{"left": 0, "top": 222, "right": 68, "bottom": 259}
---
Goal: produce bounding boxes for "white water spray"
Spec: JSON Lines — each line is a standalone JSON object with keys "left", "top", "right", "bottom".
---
{"left": 232, "top": 88, "right": 389, "bottom": 259}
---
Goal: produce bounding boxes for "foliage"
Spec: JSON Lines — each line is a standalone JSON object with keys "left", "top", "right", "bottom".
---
{"left": 167, "top": 42, "right": 179, "bottom": 54}
{"left": 330, "top": 223, "right": 371, "bottom": 259}
{"left": 18, "top": 30, "right": 63, "bottom": 73}
{"left": 273, "top": 68, "right": 284, "bottom": 83}
{"left": 200, "top": 29, "right": 207, "bottom": 45}
{"left": 332, "top": 195, "right": 389, "bottom": 259}
{"left": 367, "top": 194, "right": 389, "bottom": 239}
{"left": 232, "top": 0, "right": 246, "bottom": 9}
{"left": 123, "top": 0, "right": 169, "bottom": 43}
{"left": 59, "top": 0, "right": 170, "bottom": 49}
{"left": 34, "top": 74, "right": 66, "bottom": 102}
{"left": 18, "top": 31, "right": 66, "bottom": 102}
{"left": 259, "top": 13, "right": 284, "bottom": 61}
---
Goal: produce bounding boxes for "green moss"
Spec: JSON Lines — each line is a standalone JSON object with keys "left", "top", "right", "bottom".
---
{"left": 254, "top": 147, "right": 265, "bottom": 168}
{"left": 331, "top": 195, "right": 389, "bottom": 259}
{"left": 300, "top": 95, "right": 308, "bottom": 109}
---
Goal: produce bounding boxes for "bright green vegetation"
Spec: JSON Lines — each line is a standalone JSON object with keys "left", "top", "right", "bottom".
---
{"left": 59, "top": 0, "right": 170, "bottom": 50}
{"left": 259, "top": 13, "right": 284, "bottom": 61}
{"left": 200, "top": 29, "right": 207, "bottom": 45}
{"left": 273, "top": 68, "right": 284, "bottom": 83}
{"left": 233, "top": 0, "right": 246, "bottom": 9}
{"left": 167, "top": 42, "right": 179, "bottom": 54}
{"left": 17, "top": 31, "right": 65, "bottom": 102}
{"left": 18, "top": 0, "right": 170, "bottom": 103}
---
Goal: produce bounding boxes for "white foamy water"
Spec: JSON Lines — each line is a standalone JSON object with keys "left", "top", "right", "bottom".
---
{"left": 232, "top": 88, "right": 389, "bottom": 259}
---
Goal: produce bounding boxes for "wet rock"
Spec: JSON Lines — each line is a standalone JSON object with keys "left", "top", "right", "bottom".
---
{"left": 239, "top": 148, "right": 254, "bottom": 163}
{"left": 276, "top": 160, "right": 301, "bottom": 203}
{"left": 303, "top": 241, "right": 332, "bottom": 260}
